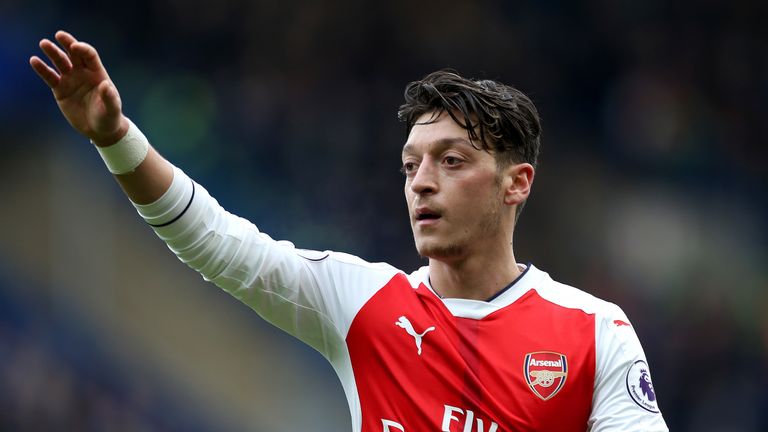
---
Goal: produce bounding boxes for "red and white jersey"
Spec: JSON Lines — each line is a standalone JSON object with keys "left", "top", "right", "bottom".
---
{"left": 135, "top": 166, "right": 668, "bottom": 432}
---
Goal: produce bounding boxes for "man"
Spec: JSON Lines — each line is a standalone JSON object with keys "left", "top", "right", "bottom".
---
{"left": 31, "top": 31, "right": 668, "bottom": 431}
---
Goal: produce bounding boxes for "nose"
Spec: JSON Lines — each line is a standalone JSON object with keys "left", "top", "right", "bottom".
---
{"left": 409, "top": 159, "right": 438, "bottom": 195}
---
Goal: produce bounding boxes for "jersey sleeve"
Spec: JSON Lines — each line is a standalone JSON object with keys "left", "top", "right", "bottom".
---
{"left": 133, "top": 165, "right": 400, "bottom": 359}
{"left": 588, "top": 305, "right": 669, "bottom": 432}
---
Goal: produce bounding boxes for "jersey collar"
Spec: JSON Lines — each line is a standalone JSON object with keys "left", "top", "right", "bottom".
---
{"left": 408, "top": 264, "right": 548, "bottom": 320}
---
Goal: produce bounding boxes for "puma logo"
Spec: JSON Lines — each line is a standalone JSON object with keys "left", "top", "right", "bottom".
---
{"left": 395, "top": 316, "right": 435, "bottom": 356}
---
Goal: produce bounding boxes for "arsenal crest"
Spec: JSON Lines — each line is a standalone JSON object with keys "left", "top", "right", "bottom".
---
{"left": 524, "top": 351, "right": 568, "bottom": 400}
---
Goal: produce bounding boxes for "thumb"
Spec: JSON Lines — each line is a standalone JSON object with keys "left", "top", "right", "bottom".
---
{"left": 98, "top": 80, "right": 122, "bottom": 117}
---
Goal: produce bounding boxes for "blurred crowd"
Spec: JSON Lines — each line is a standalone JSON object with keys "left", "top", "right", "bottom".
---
{"left": 0, "top": 271, "right": 213, "bottom": 432}
{"left": 1, "top": 0, "right": 766, "bottom": 430}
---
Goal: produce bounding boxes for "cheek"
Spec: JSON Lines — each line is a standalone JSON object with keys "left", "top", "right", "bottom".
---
{"left": 450, "top": 177, "right": 503, "bottom": 221}
{"left": 461, "top": 174, "right": 500, "bottom": 201}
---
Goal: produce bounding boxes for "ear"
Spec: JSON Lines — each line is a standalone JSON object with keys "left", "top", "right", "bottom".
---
{"left": 501, "top": 163, "right": 535, "bottom": 206}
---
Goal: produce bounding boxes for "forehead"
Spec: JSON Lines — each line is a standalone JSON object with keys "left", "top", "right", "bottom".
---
{"left": 402, "top": 111, "right": 474, "bottom": 154}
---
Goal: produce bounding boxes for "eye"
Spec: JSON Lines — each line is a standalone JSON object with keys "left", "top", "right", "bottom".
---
{"left": 400, "top": 161, "right": 417, "bottom": 176}
{"left": 443, "top": 155, "right": 462, "bottom": 167}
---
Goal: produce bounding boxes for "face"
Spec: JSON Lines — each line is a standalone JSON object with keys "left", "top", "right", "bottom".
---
{"left": 402, "top": 111, "right": 510, "bottom": 261}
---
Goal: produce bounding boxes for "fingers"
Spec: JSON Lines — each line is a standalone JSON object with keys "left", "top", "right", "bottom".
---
{"left": 32, "top": 30, "right": 109, "bottom": 94}
{"left": 54, "top": 30, "right": 78, "bottom": 53}
{"left": 54, "top": 30, "right": 84, "bottom": 67}
{"left": 29, "top": 55, "right": 60, "bottom": 88}
{"left": 39, "top": 38, "right": 72, "bottom": 74}
{"left": 70, "top": 41, "right": 104, "bottom": 73}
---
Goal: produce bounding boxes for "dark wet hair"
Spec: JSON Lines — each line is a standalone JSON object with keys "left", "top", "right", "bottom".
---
{"left": 398, "top": 69, "right": 541, "bottom": 169}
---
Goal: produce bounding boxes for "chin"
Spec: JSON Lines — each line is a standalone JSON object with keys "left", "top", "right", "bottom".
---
{"left": 415, "top": 240, "right": 465, "bottom": 260}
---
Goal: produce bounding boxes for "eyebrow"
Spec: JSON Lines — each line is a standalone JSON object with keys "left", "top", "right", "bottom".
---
{"left": 401, "top": 137, "right": 474, "bottom": 156}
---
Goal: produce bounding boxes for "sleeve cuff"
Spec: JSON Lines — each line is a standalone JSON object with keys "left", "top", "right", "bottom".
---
{"left": 132, "top": 165, "right": 195, "bottom": 227}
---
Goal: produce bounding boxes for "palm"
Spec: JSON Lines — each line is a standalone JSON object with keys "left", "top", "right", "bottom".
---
{"left": 55, "top": 67, "right": 108, "bottom": 133}
{"left": 30, "top": 31, "right": 126, "bottom": 144}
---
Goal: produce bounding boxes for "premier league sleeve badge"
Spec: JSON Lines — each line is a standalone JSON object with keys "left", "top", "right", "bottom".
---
{"left": 626, "top": 360, "right": 660, "bottom": 413}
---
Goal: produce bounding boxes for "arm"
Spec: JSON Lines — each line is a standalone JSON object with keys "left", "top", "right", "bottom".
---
{"left": 30, "top": 31, "right": 399, "bottom": 358}
{"left": 136, "top": 166, "right": 398, "bottom": 355}
{"left": 589, "top": 306, "right": 669, "bottom": 432}
{"left": 30, "top": 30, "right": 171, "bottom": 204}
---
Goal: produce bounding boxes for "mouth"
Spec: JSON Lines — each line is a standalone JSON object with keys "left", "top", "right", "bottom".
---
{"left": 414, "top": 208, "right": 442, "bottom": 225}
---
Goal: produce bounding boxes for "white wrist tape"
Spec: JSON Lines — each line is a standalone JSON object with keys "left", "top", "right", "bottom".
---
{"left": 94, "top": 119, "right": 149, "bottom": 174}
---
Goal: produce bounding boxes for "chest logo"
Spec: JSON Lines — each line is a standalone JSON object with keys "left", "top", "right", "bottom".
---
{"left": 395, "top": 316, "right": 435, "bottom": 356}
{"left": 524, "top": 351, "right": 568, "bottom": 400}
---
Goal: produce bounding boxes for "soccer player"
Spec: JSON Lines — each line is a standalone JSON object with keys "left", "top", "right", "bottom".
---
{"left": 31, "top": 31, "right": 669, "bottom": 431}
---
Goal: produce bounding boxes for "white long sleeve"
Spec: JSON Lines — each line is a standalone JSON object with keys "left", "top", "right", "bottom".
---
{"left": 131, "top": 166, "right": 399, "bottom": 359}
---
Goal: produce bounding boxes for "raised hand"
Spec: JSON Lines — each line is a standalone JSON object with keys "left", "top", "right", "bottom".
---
{"left": 30, "top": 31, "right": 129, "bottom": 146}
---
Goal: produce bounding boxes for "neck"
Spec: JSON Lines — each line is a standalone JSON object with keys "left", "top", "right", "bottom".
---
{"left": 427, "top": 243, "right": 521, "bottom": 301}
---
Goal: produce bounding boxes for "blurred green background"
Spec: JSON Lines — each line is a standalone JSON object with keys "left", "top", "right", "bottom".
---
{"left": 1, "top": 0, "right": 766, "bottom": 430}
